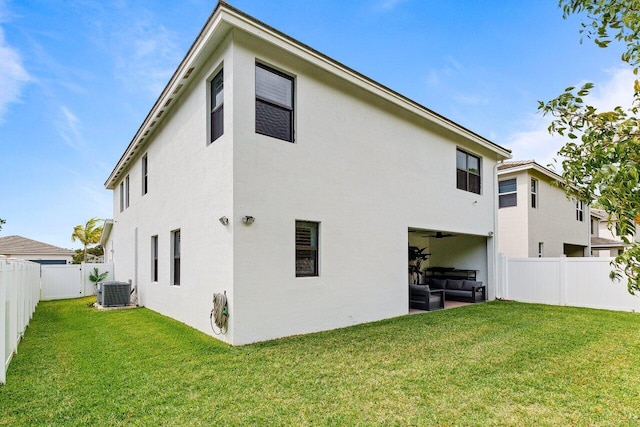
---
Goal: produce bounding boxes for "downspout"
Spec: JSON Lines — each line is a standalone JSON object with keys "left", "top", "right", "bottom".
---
{"left": 492, "top": 157, "right": 501, "bottom": 299}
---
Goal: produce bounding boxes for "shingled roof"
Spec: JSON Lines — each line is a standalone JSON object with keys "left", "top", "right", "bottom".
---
{"left": 0, "top": 235, "right": 75, "bottom": 256}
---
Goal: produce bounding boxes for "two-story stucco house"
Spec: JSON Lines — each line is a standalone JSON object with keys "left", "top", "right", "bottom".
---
{"left": 590, "top": 208, "right": 639, "bottom": 257}
{"left": 497, "top": 160, "right": 590, "bottom": 258}
{"left": 102, "top": 1, "right": 511, "bottom": 345}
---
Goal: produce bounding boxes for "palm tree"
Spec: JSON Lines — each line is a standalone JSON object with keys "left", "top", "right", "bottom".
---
{"left": 71, "top": 218, "right": 103, "bottom": 263}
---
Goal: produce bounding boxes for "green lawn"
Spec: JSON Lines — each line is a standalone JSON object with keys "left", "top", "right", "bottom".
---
{"left": 1, "top": 298, "right": 640, "bottom": 426}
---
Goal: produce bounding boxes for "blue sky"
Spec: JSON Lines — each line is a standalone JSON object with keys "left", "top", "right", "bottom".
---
{"left": 0, "top": 0, "right": 633, "bottom": 249}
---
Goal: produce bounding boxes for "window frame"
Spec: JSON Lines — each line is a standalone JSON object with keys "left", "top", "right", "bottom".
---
{"left": 576, "top": 201, "right": 584, "bottom": 222}
{"left": 498, "top": 178, "right": 517, "bottom": 208}
{"left": 295, "top": 220, "right": 319, "bottom": 277}
{"left": 125, "top": 175, "right": 130, "bottom": 208}
{"left": 538, "top": 242, "right": 544, "bottom": 258}
{"left": 255, "top": 62, "right": 295, "bottom": 143}
{"left": 142, "top": 154, "right": 148, "bottom": 196}
{"left": 209, "top": 68, "right": 224, "bottom": 143}
{"left": 171, "top": 229, "right": 181, "bottom": 286}
{"left": 456, "top": 149, "right": 481, "bottom": 194}
{"left": 151, "top": 235, "right": 158, "bottom": 283}
{"left": 530, "top": 178, "right": 538, "bottom": 209}
{"left": 119, "top": 182, "right": 124, "bottom": 213}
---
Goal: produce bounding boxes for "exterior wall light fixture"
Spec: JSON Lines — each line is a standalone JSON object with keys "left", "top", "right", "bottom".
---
{"left": 242, "top": 216, "right": 255, "bottom": 226}
{"left": 219, "top": 216, "right": 229, "bottom": 226}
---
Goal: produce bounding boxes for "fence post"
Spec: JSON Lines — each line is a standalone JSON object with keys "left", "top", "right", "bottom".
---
{"left": 0, "top": 257, "right": 6, "bottom": 385}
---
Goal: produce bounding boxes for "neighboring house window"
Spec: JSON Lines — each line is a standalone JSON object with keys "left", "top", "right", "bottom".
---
{"left": 456, "top": 149, "right": 481, "bottom": 194}
{"left": 576, "top": 201, "right": 584, "bottom": 222}
{"left": 531, "top": 178, "right": 538, "bottom": 208}
{"left": 125, "top": 175, "right": 130, "bottom": 208}
{"left": 591, "top": 219, "right": 596, "bottom": 235}
{"left": 296, "top": 221, "right": 319, "bottom": 277}
{"left": 142, "top": 154, "right": 148, "bottom": 195}
{"left": 255, "top": 62, "right": 294, "bottom": 142}
{"left": 119, "top": 182, "right": 124, "bottom": 213}
{"left": 210, "top": 69, "right": 224, "bottom": 143}
{"left": 151, "top": 235, "right": 158, "bottom": 282}
{"left": 498, "top": 178, "right": 517, "bottom": 208}
{"left": 538, "top": 242, "right": 544, "bottom": 258}
{"left": 172, "top": 229, "right": 181, "bottom": 286}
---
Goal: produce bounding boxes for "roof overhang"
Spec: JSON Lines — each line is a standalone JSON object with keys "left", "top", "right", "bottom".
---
{"left": 105, "top": 1, "right": 511, "bottom": 189}
{"left": 100, "top": 219, "right": 113, "bottom": 247}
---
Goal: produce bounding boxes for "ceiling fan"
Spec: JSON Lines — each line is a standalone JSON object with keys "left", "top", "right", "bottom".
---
{"left": 430, "top": 231, "right": 456, "bottom": 239}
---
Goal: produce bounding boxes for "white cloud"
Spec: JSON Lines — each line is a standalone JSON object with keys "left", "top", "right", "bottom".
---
{"left": 504, "top": 67, "right": 636, "bottom": 167}
{"left": 57, "top": 105, "right": 84, "bottom": 150}
{"left": 377, "top": 0, "right": 408, "bottom": 11}
{"left": 0, "top": 26, "right": 30, "bottom": 122}
{"left": 110, "top": 11, "right": 182, "bottom": 95}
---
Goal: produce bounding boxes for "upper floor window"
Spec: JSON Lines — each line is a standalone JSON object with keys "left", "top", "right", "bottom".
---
{"left": 255, "top": 62, "right": 294, "bottom": 142}
{"left": 296, "top": 221, "right": 319, "bottom": 277}
{"left": 210, "top": 69, "right": 224, "bottom": 143}
{"left": 498, "top": 178, "right": 517, "bottom": 208}
{"left": 119, "top": 182, "right": 124, "bottom": 213}
{"left": 142, "top": 154, "right": 148, "bottom": 195}
{"left": 531, "top": 178, "right": 538, "bottom": 208}
{"left": 576, "top": 201, "right": 584, "bottom": 222}
{"left": 456, "top": 149, "right": 481, "bottom": 194}
{"left": 125, "top": 175, "right": 130, "bottom": 208}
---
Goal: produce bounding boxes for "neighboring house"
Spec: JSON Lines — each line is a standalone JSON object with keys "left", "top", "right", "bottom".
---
{"left": 0, "top": 235, "right": 74, "bottom": 265}
{"left": 104, "top": 1, "right": 511, "bottom": 345}
{"left": 497, "top": 160, "right": 590, "bottom": 258}
{"left": 590, "top": 208, "right": 639, "bottom": 257}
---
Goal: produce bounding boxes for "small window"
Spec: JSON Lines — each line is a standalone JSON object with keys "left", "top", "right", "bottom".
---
{"left": 538, "top": 242, "right": 544, "bottom": 258}
{"left": 531, "top": 178, "right": 538, "bottom": 208}
{"left": 151, "top": 235, "right": 158, "bottom": 282}
{"left": 576, "top": 201, "right": 584, "bottom": 222}
{"left": 456, "top": 149, "right": 481, "bottom": 194}
{"left": 142, "top": 154, "right": 148, "bottom": 195}
{"left": 296, "top": 221, "right": 319, "bottom": 277}
{"left": 256, "top": 62, "right": 294, "bottom": 142}
{"left": 498, "top": 178, "right": 517, "bottom": 208}
{"left": 210, "top": 69, "right": 224, "bottom": 143}
{"left": 125, "top": 175, "right": 130, "bottom": 208}
{"left": 172, "top": 229, "right": 181, "bottom": 286}
{"left": 119, "top": 182, "right": 124, "bottom": 213}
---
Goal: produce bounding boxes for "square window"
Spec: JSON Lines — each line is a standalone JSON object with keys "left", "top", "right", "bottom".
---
{"left": 456, "top": 149, "right": 481, "bottom": 195}
{"left": 499, "top": 178, "right": 517, "bottom": 208}
{"left": 296, "top": 221, "right": 318, "bottom": 277}
{"left": 256, "top": 63, "right": 294, "bottom": 142}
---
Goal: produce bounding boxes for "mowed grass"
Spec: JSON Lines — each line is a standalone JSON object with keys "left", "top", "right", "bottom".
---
{"left": 1, "top": 298, "right": 640, "bottom": 426}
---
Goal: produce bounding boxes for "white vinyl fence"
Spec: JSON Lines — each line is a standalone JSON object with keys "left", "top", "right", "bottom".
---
{"left": 41, "top": 263, "right": 114, "bottom": 301}
{"left": 497, "top": 254, "right": 640, "bottom": 312}
{"left": 0, "top": 256, "right": 40, "bottom": 384}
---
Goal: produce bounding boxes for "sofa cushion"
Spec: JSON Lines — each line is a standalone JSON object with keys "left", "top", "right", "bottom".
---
{"left": 445, "top": 289, "right": 471, "bottom": 297}
{"left": 431, "top": 279, "right": 447, "bottom": 289}
{"left": 409, "top": 284, "right": 428, "bottom": 296}
{"left": 462, "top": 280, "right": 482, "bottom": 291}
{"left": 447, "top": 279, "right": 464, "bottom": 290}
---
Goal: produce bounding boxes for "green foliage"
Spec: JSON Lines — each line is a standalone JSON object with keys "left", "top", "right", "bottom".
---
{"left": 1, "top": 298, "right": 640, "bottom": 424}
{"left": 72, "top": 246, "right": 104, "bottom": 264}
{"left": 71, "top": 218, "right": 103, "bottom": 263}
{"left": 88, "top": 267, "right": 109, "bottom": 284}
{"left": 0, "top": 218, "right": 5, "bottom": 232}
{"left": 540, "top": 0, "right": 640, "bottom": 293}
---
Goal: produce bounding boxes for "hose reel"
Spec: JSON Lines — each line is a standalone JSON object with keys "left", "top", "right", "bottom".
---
{"left": 210, "top": 291, "right": 229, "bottom": 335}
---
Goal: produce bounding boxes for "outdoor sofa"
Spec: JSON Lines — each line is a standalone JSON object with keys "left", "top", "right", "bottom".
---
{"left": 409, "top": 284, "right": 445, "bottom": 311}
{"left": 428, "top": 279, "right": 486, "bottom": 303}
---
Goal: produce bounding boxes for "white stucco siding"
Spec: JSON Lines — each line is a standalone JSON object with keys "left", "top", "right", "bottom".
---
{"left": 498, "top": 168, "right": 589, "bottom": 258}
{"left": 111, "top": 37, "right": 236, "bottom": 343}
{"left": 497, "top": 171, "right": 529, "bottom": 257}
{"left": 528, "top": 171, "right": 589, "bottom": 257}
{"left": 230, "top": 32, "right": 499, "bottom": 344}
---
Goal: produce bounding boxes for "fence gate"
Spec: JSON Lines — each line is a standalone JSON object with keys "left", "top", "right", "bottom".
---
{"left": 41, "top": 265, "right": 83, "bottom": 300}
